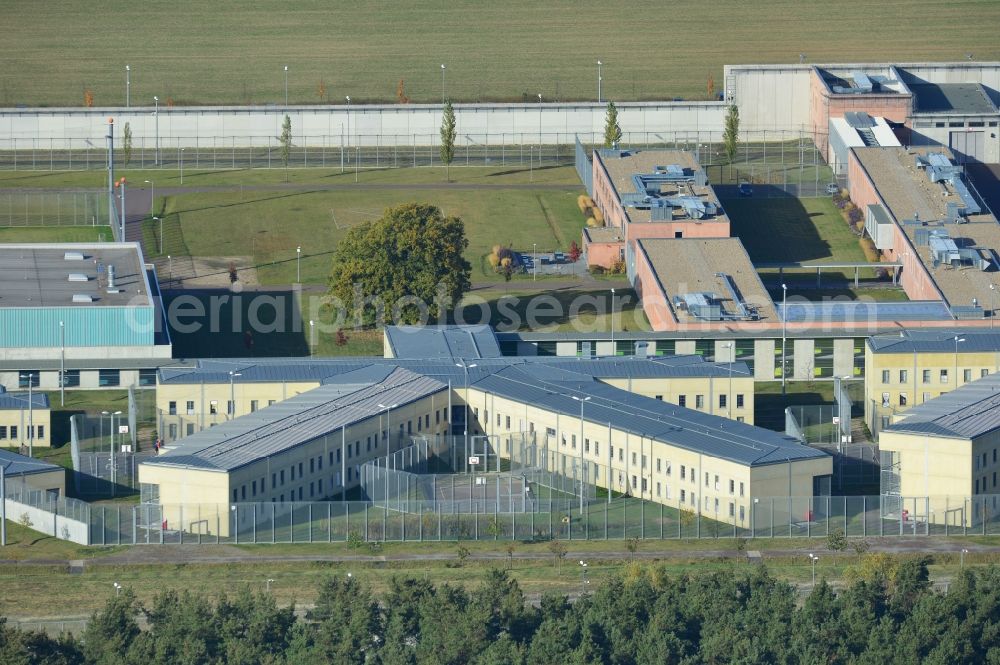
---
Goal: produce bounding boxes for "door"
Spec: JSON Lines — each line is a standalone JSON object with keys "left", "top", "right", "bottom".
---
{"left": 950, "top": 131, "right": 985, "bottom": 164}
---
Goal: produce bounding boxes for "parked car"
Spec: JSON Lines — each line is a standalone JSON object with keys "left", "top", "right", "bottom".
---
{"left": 826, "top": 182, "right": 841, "bottom": 194}
{"left": 738, "top": 182, "right": 753, "bottom": 197}
{"left": 553, "top": 252, "right": 566, "bottom": 263}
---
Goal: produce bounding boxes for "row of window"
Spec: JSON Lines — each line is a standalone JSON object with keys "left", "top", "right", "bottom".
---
{"left": 0, "top": 425, "right": 44, "bottom": 440}
{"left": 16, "top": 369, "right": 157, "bottom": 388}
{"left": 881, "top": 368, "right": 990, "bottom": 386}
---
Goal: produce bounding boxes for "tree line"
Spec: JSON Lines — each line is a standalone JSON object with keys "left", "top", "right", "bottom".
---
{"left": 3, "top": 559, "right": 999, "bottom": 664}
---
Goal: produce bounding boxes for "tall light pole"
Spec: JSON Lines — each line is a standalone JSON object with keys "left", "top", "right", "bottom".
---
{"left": 153, "top": 96, "right": 160, "bottom": 166}
{"left": 723, "top": 342, "right": 734, "bottom": 419}
{"left": 283, "top": 65, "right": 289, "bottom": 107}
{"left": 296, "top": 245, "right": 301, "bottom": 283}
{"left": 579, "top": 560, "right": 589, "bottom": 594}
{"left": 961, "top": 548, "right": 969, "bottom": 570}
{"left": 18, "top": 374, "right": 34, "bottom": 456}
{"left": 153, "top": 217, "right": 162, "bottom": 253}
{"left": 0, "top": 459, "right": 7, "bottom": 546}
{"left": 59, "top": 321, "right": 65, "bottom": 407}
{"left": 229, "top": 371, "right": 242, "bottom": 419}
{"left": 345, "top": 96, "right": 351, "bottom": 167}
{"left": 610, "top": 288, "right": 616, "bottom": 354}
{"left": 455, "top": 362, "right": 478, "bottom": 455}
{"left": 597, "top": 60, "right": 603, "bottom": 103}
{"left": 991, "top": 283, "right": 996, "bottom": 329}
{"left": 309, "top": 320, "right": 315, "bottom": 356}
{"left": 114, "top": 582, "right": 122, "bottom": 597}
{"left": 179, "top": 148, "right": 185, "bottom": 185}
{"left": 116, "top": 177, "right": 127, "bottom": 243}
{"left": 266, "top": 578, "right": 276, "bottom": 593}
{"left": 781, "top": 283, "right": 788, "bottom": 396}
{"left": 955, "top": 336, "right": 966, "bottom": 387}
{"left": 144, "top": 179, "right": 155, "bottom": 218}
{"left": 125, "top": 65, "right": 130, "bottom": 107}
{"left": 109, "top": 410, "right": 122, "bottom": 491}
{"left": 532, "top": 242, "right": 537, "bottom": 282}
{"left": 808, "top": 553, "right": 819, "bottom": 587}
{"left": 538, "top": 93, "right": 543, "bottom": 148}
{"left": 571, "top": 395, "right": 591, "bottom": 512}
{"left": 440, "top": 64, "right": 446, "bottom": 104}
{"left": 377, "top": 403, "right": 398, "bottom": 452}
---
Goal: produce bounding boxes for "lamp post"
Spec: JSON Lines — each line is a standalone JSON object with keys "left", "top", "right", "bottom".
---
{"left": 109, "top": 410, "right": 122, "bottom": 491}
{"left": 153, "top": 217, "right": 162, "bottom": 253}
{"left": 345, "top": 96, "right": 351, "bottom": 154}
{"left": 180, "top": 148, "right": 185, "bottom": 185}
{"left": 153, "top": 96, "right": 160, "bottom": 166}
{"left": 283, "top": 65, "right": 289, "bottom": 107}
{"left": 144, "top": 179, "right": 155, "bottom": 218}
{"left": 266, "top": 578, "right": 276, "bottom": 593}
{"left": 532, "top": 242, "right": 537, "bottom": 282}
{"left": 991, "top": 283, "right": 996, "bottom": 329}
{"left": 229, "top": 371, "right": 242, "bottom": 419}
{"left": 610, "top": 288, "right": 616, "bottom": 353}
{"left": 309, "top": 320, "right": 315, "bottom": 356}
{"left": 455, "top": 362, "right": 478, "bottom": 456}
{"left": 955, "top": 336, "right": 965, "bottom": 387}
{"left": 808, "top": 553, "right": 819, "bottom": 587}
{"left": 723, "top": 342, "right": 734, "bottom": 419}
{"left": 0, "top": 459, "right": 8, "bottom": 546}
{"left": 59, "top": 321, "right": 65, "bottom": 407}
{"left": 113, "top": 582, "right": 122, "bottom": 597}
{"left": 538, "top": 93, "right": 543, "bottom": 149}
{"left": 18, "top": 374, "right": 34, "bottom": 457}
{"left": 125, "top": 65, "right": 130, "bottom": 107}
{"left": 571, "top": 395, "right": 591, "bottom": 512}
{"left": 440, "top": 64, "right": 446, "bottom": 104}
{"left": 781, "top": 283, "right": 788, "bottom": 395}
{"left": 377, "top": 403, "right": 398, "bottom": 453}
{"left": 115, "top": 177, "right": 126, "bottom": 243}
{"left": 579, "top": 560, "right": 589, "bottom": 594}
{"left": 597, "top": 60, "right": 603, "bottom": 103}
{"left": 296, "top": 245, "right": 301, "bottom": 283}
{"left": 961, "top": 548, "right": 969, "bottom": 570}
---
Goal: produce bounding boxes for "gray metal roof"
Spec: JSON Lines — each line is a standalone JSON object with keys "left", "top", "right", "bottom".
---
{"left": 385, "top": 325, "right": 503, "bottom": 359}
{"left": 144, "top": 367, "right": 448, "bottom": 473}
{"left": 868, "top": 330, "right": 1000, "bottom": 354}
{"left": 0, "top": 243, "right": 151, "bottom": 308}
{"left": 157, "top": 354, "right": 751, "bottom": 386}
{"left": 0, "top": 448, "right": 62, "bottom": 477}
{"left": 885, "top": 372, "right": 1000, "bottom": 439}
{"left": 471, "top": 365, "right": 825, "bottom": 467}
{"left": 0, "top": 390, "right": 50, "bottom": 410}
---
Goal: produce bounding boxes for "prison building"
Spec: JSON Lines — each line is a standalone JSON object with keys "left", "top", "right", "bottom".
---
{"left": 864, "top": 330, "right": 1000, "bottom": 439}
{"left": 0, "top": 388, "right": 51, "bottom": 449}
{"left": 0, "top": 243, "right": 171, "bottom": 392}
{"left": 879, "top": 371, "right": 1000, "bottom": 527}
{"left": 139, "top": 366, "right": 450, "bottom": 535}
{"left": 0, "top": 447, "right": 66, "bottom": 497}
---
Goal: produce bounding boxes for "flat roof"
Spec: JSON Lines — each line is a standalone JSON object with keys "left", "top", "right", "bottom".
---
{"left": 0, "top": 390, "right": 50, "bottom": 410}
{"left": 0, "top": 448, "right": 62, "bottom": 477}
{"left": 780, "top": 301, "right": 953, "bottom": 323}
{"left": 384, "top": 325, "right": 502, "bottom": 360}
{"left": 145, "top": 367, "right": 448, "bottom": 472}
{"left": 583, "top": 227, "right": 625, "bottom": 243}
{"left": 475, "top": 365, "right": 825, "bottom": 467}
{"left": 886, "top": 371, "right": 1000, "bottom": 439}
{"left": 910, "top": 83, "right": 998, "bottom": 115}
{"left": 636, "top": 238, "right": 778, "bottom": 323}
{"left": 853, "top": 147, "right": 1000, "bottom": 312}
{"left": 597, "top": 150, "right": 728, "bottom": 226}
{"left": 869, "top": 330, "right": 1000, "bottom": 354}
{"left": 0, "top": 243, "right": 151, "bottom": 308}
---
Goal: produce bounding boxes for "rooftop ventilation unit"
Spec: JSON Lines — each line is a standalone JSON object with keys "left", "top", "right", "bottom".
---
{"left": 71, "top": 294, "right": 94, "bottom": 303}
{"left": 851, "top": 71, "right": 874, "bottom": 93}
{"left": 63, "top": 252, "right": 85, "bottom": 261}
{"left": 916, "top": 152, "right": 982, "bottom": 216}
{"left": 715, "top": 272, "right": 759, "bottom": 320}
{"left": 68, "top": 273, "right": 89, "bottom": 282}
{"left": 107, "top": 264, "right": 116, "bottom": 289}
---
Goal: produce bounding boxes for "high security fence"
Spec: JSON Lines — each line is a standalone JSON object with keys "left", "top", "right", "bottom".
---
{"left": 0, "top": 190, "right": 110, "bottom": 228}
{"left": 76, "top": 494, "right": 1000, "bottom": 545}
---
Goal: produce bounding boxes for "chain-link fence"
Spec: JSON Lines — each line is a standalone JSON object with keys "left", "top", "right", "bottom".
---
{"left": 74, "top": 451, "right": 155, "bottom": 497}
{"left": 0, "top": 190, "right": 111, "bottom": 228}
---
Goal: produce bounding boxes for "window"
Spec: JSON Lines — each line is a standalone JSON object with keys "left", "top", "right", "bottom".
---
{"left": 923, "top": 369, "right": 931, "bottom": 384}
{"left": 619, "top": 448, "right": 623, "bottom": 462}
{"left": 641, "top": 455, "right": 647, "bottom": 469}
{"left": 984, "top": 369, "right": 991, "bottom": 379}
{"left": 299, "top": 462, "right": 303, "bottom": 477}
{"left": 641, "top": 478, "right": 648, "bottom": 492}
{"left": 186, "top": 423, "right": 194, "bottom": 436}
{"left": 736, "top": 394, "right": 744, "bottom": 408}
{"left": 705, "top": 472, "right": 709, "bottom": 487}
{"left": 729, "top": 479, "right": 735, "bottom": 494}
{"left": 695, "top": 395, "right": 704, "bottom": 409}
{"left": 737, "top": 417, "right": 744, "bottom": 423}
{"left": 37, "top": 425, "right": 44, "bottom": 439}
{"left": 882, "top": 370, "right": 890, "bottom": 384}
{"left": 976, "top": 478, "right": 980, "bottom": 494}
{"left": 740, "top": 506, "right": 745, "bottom": 521}
{"left": 994, "top": 449, "right": 997, "bottom": 464}
{"left": 666, "top": 462, "right": 672, "bottom": 476}
{"left": 656, "top": 482, "right": 661, "bottom": 497}
{"left": 656, "top": 458, "right": 661, "bottom": 473}
{"left": 899, "top": 370, "right": 908, "bottom": 383}
{"left": 269, "top": 400, "right": 276, "bottom": 406}
{"left": 0, "top": 426, "right": 6, "bottom": 439}
{"left": 98, "top": 369, "right": 120, "bottom": 387}
{"left": 572, "top": 435, "right": 577, "bottom": 450}
{"left": 739, "top": 482, "right": 744, "bottom": 497}
{"left": 250, "top": 400, "right": 259, "bottom": 412}
{"left": 941, "top": 369, "right": 949, "bottom": 384}
{"left": 252, "top": 480, "right": 257, "bottom": 497}
{"left": 272, "top": 473, "right": 276, "bottom": 488}
{"left": 719, "top": 394, "right": 727, "bottom": 409}
{"left": 138, "top": 368, "right": 157, "bottom": 386}
{"left": 309, "top": 458, "right": 315, "bottom": 474}
{"left": 964, "top": 369, "right": 972, "bottom": 383}
{"left": 18, "top": 371, "right": 40, "bottom": 388}
{"left": 631, "top": 475, "right": 637, "bottom": 489}
{"left": 714, "top": 474, "right": 719, "bottom": 490}
{"left": 655, "top": 395, "right": 663, "bottom": 401}
{"left": 594, "top": 442, "right": 599, "bottom": 456}
{"left": 186, "top": 401, "right": 195, "bottom": 415}
{"left": 227, "top": 401, "right": 234, "bottom": 416}
{"left": 233, "top": 489, "right": 238, "bottom": 502}
{"left": 899, "top": 393, "right": 908, "bottom": 406}
{"left": 729, "top": 503, "right": 735, "bottom": 517}
{"left": 209, "top": 401, "right": 218, "bottom": 415}
{"left": 506, "top": 415, "right": 511, "bottom": 429}
{"left": 241, "top": 486, "right": 246, "bottom": 500}
{"left": 168, "top": 401, "right": 177, "bottom": 416}
{"left": 681, "top": 465, "right": 686, "bottom": 480}
{"left": 681, "top": 489, "right": 686, "bottom": 503}
{"left": 585, "top": 439, "right": 590, "bottom": 454}
{"left": 60, "top": 369, "right": 81, "bottom": 387}
{"left": 678, "top": 395, "right": 687, "bottom": 407}
{"left": 318, "top": 456, "right": 323, "bottom": 471}
{"left": 291, "top": 465, "right": 296, "bottom": 481}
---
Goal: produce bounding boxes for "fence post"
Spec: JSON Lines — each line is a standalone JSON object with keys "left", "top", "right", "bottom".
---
{"left": 309, "top": 504, "right": 313, "bottom": 543}
{"left": 253, "top": 504, "right": 257, "bottom": 543}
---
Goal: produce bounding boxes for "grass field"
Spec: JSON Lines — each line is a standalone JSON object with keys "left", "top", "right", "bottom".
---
{"left": 0, "top": 226, "right": 113, "bottom": 243}
{"left": 4, "top": 1, "right": 999, "bottom": 107}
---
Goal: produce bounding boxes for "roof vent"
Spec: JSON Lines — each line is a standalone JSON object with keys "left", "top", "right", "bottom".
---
{"left": 68, "top": 273, "right": 89, "bottom": 282}
{"left": 72, "top": 294, "right": 94, "bottom": 303}
{"left": 107, "top": 264, "right": 116, "bottom": 289}
{"left": 64, "top": 252, "right": 85, "bottom": 261}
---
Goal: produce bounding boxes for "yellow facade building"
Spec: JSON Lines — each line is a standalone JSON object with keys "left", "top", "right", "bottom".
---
{"left": 865, "top": 331, "right": 1000, "bottom": 439}
{"left": 879, "top": 371, "right": 1000, "bottom": 527}
{"left": 0, "top": 389, "right": 51, "bottom": 449}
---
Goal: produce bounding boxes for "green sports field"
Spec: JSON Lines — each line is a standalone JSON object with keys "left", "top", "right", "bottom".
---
{"left": 4, "top": 0, "right": 999, "bottom": 107}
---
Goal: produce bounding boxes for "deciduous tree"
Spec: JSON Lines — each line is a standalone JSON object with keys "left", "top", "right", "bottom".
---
{"left": 278, "top": 114, "right": 292, "bottom": 182}
{"left": 603, "top": 101, "right": 622, "bottom": 149}
{"left": 122, "top": 122, "right": 133, "bottom": 166}
{"left": 723, "top": 104, "right": 740, "bottom": 164}
{"left": 440, "top": 100, "right": 456, "bottom": 182}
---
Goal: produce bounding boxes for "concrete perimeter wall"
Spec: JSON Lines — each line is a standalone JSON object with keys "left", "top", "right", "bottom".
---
{"left": 3, "top": 497, "right": 89, "bottom": 544}
{"left": 0, "top": 102, "right": 725, "bottom": 149}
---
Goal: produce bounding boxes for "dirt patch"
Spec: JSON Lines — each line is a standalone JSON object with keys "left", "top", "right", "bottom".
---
{"left": 183, "top": 256, "right": 260, "bottom": 288}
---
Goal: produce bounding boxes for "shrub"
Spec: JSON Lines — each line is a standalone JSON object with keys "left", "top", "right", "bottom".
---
{"left": 610, "top": 259, "right": 626, "bottom": 274}
{"left": 577, "top": 195, "right": 591, "bottom": 214}
{"left": 586, "top": 217, "right": 600, "bottom": 228}
{"left": 860, "top": 237, "right": 881, "bottom": 263}
{"left": 589, "top": 265, "right": 606, "bottom": 275}
{"left": 848, "top": 206, "right": 864, "bottom": 225}
{"left": 592, "top": 207, "right": 605, "bottom": 223}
